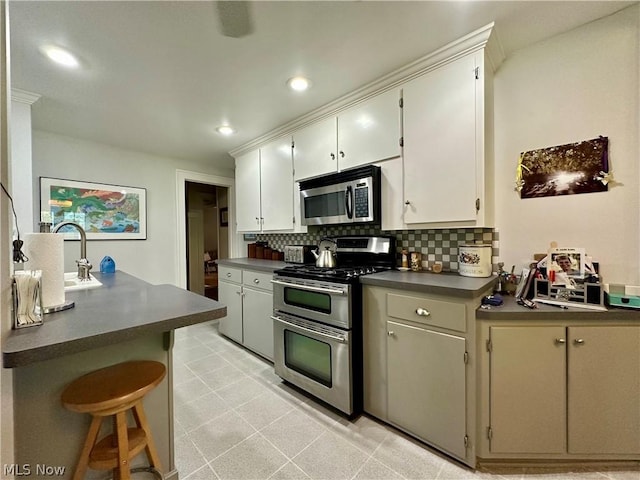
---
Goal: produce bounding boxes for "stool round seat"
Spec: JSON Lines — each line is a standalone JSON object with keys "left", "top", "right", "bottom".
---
{"left": 62, "top": 360, "right": 166, "bottom": 413}
{"left": 61, "top": 360, "right": 166, "bottom": 480}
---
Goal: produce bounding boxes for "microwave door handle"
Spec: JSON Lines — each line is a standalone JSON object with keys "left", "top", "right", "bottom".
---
{"left": 345, "top": 185, "right": 353, "bottom": 219}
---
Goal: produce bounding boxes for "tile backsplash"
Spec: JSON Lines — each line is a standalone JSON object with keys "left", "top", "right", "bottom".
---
{"left": 256, "top": 225, "right": 499, "bottom": 273}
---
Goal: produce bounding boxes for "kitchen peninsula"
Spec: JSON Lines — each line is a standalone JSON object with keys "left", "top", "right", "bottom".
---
{"left": 3, "top": 271, "right": 226, "bottom": 480}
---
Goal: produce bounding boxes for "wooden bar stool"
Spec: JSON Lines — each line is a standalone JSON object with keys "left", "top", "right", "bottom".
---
{"left": 61, "top": 360, "right": 166, "bottom": 480}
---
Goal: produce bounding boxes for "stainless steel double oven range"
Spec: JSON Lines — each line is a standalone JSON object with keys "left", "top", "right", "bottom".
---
{"left": 272, "top": 236, "right": 395, "bottom": 416}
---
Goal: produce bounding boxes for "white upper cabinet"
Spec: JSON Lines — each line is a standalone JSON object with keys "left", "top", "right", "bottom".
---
{"left": 337, "top": 89, "right": 401, "bottom": 170}
{"left": 292, "top": 117, "right": 337, "bottom": 181}
{"left": 235, "top": 150, "right": 261, "bottom": 232}
{"left": 293, "top": 89, "right": 401, "bottom": 182}
{"left": 260, "top": 137, "right": 294, "bottom": 231}
{"left": 403, "top": 51, "right": 484, "bottom": 226}
{"left": 235, "top": 136, "right": 294, "bottom": 232}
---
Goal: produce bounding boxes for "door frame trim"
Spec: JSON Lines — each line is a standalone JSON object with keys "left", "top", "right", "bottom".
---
{"left": 175, "top": 170, "right": 235, "bottom": 289}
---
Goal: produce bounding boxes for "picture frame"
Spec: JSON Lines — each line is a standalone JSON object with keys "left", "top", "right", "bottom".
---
{"left": 220, "top": 207, "right": 229, "bottom": 227}
{"left": 40, "top": 177, "right": 147, "bottom": 240}
{"left": 548, "top": 248, "right": 586, "bottom": 278}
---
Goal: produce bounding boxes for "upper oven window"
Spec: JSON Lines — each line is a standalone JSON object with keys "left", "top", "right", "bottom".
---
{"left": 284, "top": 287, "right": 331, "bottom": 314}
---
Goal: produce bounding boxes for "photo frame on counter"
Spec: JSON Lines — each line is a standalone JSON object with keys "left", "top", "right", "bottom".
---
{"left": 40, "top": 177, "right": 147, "bottom": 240}
{"left": 548, "top": 247, "right": 586, "bottom": 278}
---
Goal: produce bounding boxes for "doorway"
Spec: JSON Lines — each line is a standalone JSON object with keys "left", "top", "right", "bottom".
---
{"left": 185, "top": 182, "right": 229, "bottom": 299}
{"left": 175, "top": 169, "right": 235, "bottom": 293}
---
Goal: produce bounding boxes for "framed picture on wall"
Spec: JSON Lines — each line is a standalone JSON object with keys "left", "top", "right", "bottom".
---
{"left": 40, "top": 177, "right": 147, "bottom": 240}
{"left": 220, "top": 207, "right": 229, "bottom": 227}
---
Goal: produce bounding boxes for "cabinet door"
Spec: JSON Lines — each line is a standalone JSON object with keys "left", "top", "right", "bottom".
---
{"left": 235, "top": 150, "right": 261, "bottom": 232}
{"left": 260, "top": 137, "right": 294, "bottom": 231}
{"left": 242, "top": 287, "right": 274, "bottom": 361}
{"left": 218, "top": 280, "right": 243, "bottom": 344}
{"left": 338, "top": 89, "right": 401, "bottom": 170}
{"left": 403, "top": 53, "right": 477, "bottom": 224}
{"left": 362, "top": 287, "right": 388, "bottom": 419}
{"left": 568, "top": 326, "right": 640, "bottom": 454}
{"left": 293, "top": 117, "right": 337, "bottom": 181}
{"left": 489, "top": 326, "right": 566, "bottom": 454}
{"left": 387, "top": 321, "right": 467, "bottom": 459}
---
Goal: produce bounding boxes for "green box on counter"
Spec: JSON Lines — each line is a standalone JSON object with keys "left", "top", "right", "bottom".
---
{"left": 604, "top": 284, "right": 640, "bottom": 309}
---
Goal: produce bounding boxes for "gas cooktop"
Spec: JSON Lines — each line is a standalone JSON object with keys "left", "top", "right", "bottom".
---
{"left": 274, "top": 264, "right": 391, "bottom": 283}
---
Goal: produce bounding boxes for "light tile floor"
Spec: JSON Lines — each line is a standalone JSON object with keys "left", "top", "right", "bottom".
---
{"left": 172, "top": 321, "right": 639, "bottom": 480}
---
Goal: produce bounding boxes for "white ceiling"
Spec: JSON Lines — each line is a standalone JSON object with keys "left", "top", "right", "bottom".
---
{"left": 9, "top": 1, "right": 636, "bottom": 171}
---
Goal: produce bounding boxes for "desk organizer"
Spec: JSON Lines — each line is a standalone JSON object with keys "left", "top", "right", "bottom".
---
{"left": 533, "top": 278, "right": 606, "bottom": 311}
{"left": 604, "top": 284, "right": 640, "bottom": 309}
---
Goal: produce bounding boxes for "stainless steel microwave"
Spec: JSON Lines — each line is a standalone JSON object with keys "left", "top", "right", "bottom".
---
{"left": 299, "top": 165, "right": 381, "bottom": 226}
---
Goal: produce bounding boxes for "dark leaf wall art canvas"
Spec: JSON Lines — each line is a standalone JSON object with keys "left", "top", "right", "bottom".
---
{"left": 517, "top": 136, "right": 609, "bottom": 199}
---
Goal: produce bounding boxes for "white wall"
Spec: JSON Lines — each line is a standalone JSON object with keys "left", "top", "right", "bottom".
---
{"left": 494, "top": 5, "right": 639, "bottom": 284}
{"left": 32, "top": 130, "right": 234, "bottom": 285}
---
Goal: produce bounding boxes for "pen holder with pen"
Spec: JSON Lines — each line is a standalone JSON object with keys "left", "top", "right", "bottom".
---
{"left": 12, "top": 270, "right": 44, "bottom": 329}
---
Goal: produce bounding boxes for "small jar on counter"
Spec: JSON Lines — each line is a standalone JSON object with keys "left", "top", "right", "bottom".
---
{"left": 401, "top": 249, "right": 409, "bottom": 269}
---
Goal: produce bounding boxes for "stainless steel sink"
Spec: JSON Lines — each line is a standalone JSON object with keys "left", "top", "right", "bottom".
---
{"left": 64, "top": 272, "right": 102, "bottom": 291}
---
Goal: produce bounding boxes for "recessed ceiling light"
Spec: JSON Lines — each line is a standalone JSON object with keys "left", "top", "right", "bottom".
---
{"left": 39, "top": 45, "right": 80, "bottom": 68}
{"left": 216, "top": 125, "right": 236, "bottom": 136}
{"left": 287, "top": 76, "right": 311, "bottom": 92}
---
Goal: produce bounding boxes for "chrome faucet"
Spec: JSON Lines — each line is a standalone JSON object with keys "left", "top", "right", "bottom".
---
{"left": 52, "top": 221, "right": 92, "bottom": 280}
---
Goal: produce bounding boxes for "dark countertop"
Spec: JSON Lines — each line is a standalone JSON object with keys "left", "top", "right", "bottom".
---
{"left": 361, "top": 270, "right": 497, "bottom": 298}
{"left": 216, "top": 258, "right": 287, "bottom": 273}
{"left": 477, "top": 294, "right": 640, "bottom": 320}
{"left": 3, "top": 271, "right": 226, "bottom": 368}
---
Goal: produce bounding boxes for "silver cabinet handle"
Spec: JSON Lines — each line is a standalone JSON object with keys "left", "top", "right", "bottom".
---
{"left": 405, "top": 200, "right": 411, "bottom": 205}
{"left": 253, "top": 278, "right": 260, "bottom": 284}
{"left": 555, "top": 338, "right": 566, "bottom": 345}
{"left": 387, "top": 331, "right": 395, "bottom": 337}
{"left": 416, "top": 308, "right": 430, "bottom": 317}
{"left": 226, "top": 272, "right": 232, "bottom": 277}
{"left": 574, "top": 338, "right": 585, "bottom": 345}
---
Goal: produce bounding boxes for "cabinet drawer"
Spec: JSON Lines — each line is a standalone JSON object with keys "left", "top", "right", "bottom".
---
{"left": 242, "top": 270, "right": 273, "bottom": 292}
{"left": 387, "top": 293, "right": 466, "bottom": 332}
{"left": 219, "top": 266, "right": 242, "bottom": 284}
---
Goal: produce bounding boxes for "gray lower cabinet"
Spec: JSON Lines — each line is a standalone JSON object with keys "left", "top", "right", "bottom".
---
{"left": 481, "top": 322, "right": 640, "bottom": 459}
{"left": 364, "top": 285, "right": 476, "bottom": 466}
{"left": 218, "top": 266, "right": 274, "bottom": 361}
{"left": 387, "top": 321, "right": 467, "bottom": 459}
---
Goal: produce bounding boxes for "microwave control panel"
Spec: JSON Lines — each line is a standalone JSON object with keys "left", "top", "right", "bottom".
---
{"left": 354, "top": 185, "right": 369, "bottom": 218}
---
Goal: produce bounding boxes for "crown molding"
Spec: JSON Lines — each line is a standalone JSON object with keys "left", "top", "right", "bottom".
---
{"left": 12, "top": 88, "right": 41, "bottom": 105}
{"left": 229, "top": 22, "right": 503, "bottom": 158}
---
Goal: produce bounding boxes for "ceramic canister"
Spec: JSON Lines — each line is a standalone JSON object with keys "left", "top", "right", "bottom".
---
{"left": 458, "top": 244, "right": 492, "bottom": 277}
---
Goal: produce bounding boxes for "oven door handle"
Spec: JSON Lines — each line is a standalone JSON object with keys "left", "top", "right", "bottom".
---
{"left": 270, "top": 279, "right": 347, "bottom": 295}
{"left": 271, "top": 315, "right": 347, "bottom": 343}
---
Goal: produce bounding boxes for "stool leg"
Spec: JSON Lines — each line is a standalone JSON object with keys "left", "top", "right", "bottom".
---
{"left": 115, "top": 411, "right": 131, "bottom": 480}
{"left": 132, "top": 400, "right": 162, "bottom": 472}
{"left": 73, "top": 415, "right": 102, "bottom": 480}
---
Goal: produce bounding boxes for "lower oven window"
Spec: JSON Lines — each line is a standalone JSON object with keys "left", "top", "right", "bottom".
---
{"left": 284, "top": 287, "right": 331, "bottom": 314}
{"left": 284, "top": 329, "right": 332, "bottom": 387}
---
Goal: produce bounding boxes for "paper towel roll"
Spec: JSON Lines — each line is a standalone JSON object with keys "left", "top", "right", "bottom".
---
{"left": 24, "top": 233, "right": 65, "bottom": 308}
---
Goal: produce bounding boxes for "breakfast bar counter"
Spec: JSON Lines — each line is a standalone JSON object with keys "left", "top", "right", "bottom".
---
{"left": 3, "top": 271, "right": 226, "bottom": 368}
{"left": 3, "top": 270, "right": 225, "bottom": 480}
